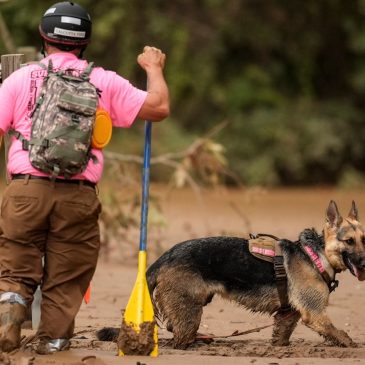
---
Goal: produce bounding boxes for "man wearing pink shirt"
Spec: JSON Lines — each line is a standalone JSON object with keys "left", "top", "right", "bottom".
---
{"left": 0, "top": 1, "right": 169, "bottom": 354}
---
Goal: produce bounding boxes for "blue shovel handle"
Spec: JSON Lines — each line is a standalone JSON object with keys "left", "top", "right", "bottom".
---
{"left": 139, "top": 121, "right": 152, "bottom": 252}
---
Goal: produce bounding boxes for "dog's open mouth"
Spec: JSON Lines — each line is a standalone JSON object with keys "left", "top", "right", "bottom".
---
{"left": 342, "top": 252, "right": 365, "bottom": 280}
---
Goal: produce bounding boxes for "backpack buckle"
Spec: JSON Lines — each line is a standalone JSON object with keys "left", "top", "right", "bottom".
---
{"left": 22, "top": 139, "right": 29, "bottom": 150}
{"left": 12, "top": 131, "right": 21, "bottom": 139}
{"left": 71, "top": 114, "right": 80, "bottom": 123}
{"left": 329, "top": 279, "right": 339, "bottom": 293}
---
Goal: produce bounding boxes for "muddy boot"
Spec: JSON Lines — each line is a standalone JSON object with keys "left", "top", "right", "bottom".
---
{"left": 0, "top": 292, "right": 27, "bottom": 352}
{"left": 36, "top": 338, "right": 70, "bottom": 355}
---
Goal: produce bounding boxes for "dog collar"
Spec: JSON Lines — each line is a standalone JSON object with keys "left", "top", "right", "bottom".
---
{"left": 301, "top": 244, "right": 339, "bottom": 293}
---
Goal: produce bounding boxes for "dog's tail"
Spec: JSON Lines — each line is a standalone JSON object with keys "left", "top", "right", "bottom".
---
{"left": 96, "top": 327, "right": 119, "bottom": 342}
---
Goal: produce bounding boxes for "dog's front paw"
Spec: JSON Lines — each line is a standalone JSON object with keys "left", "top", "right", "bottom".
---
{"left": 348, "top": 341, "right": 358, "bottom": 348}
{"left": 337, "top": 340, "right": 358, "bottom": 348}
{"left": 338, "top": 330, "right": 357, "bottom": 348}
{"left": 326, "top": 330, "right": 358, "bottom": 348}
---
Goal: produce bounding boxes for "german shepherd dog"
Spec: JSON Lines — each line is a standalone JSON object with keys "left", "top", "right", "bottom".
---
{"left": 97, "top": 201, "right": 365, "bottom": 349}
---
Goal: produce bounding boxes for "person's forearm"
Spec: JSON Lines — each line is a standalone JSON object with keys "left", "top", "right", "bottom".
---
{"left": 146, "top": 67, "right": 170, "bottom": 120}
{"left": 136, "top": 46, "right": 170, "bottom": 121}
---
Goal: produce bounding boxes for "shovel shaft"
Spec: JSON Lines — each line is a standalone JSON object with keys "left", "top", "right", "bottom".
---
{"left": 120, "top": 120, "right": 158, "bottom": 357}
{"left": 139, "top": 121, "right": 152, "bottom": 252}
{"left": 136, "top": 251, "right": 147, "bottom": 325}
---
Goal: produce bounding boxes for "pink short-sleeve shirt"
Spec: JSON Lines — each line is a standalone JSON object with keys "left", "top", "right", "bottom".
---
{"left": 0, "top": 52, "right": 147, "bottom": 183}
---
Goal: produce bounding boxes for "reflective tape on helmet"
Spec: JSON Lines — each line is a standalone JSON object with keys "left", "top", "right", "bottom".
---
{"left": 44, "top": 7, "right": 56, "bottom": 15}
{"left": 54, "top": 27, "right": 86, "bottom": 38}
{"left": 61, "top": 16, "right": 81, "bottom": 25}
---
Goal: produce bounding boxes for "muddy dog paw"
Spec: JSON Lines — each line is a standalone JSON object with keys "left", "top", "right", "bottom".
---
{"left": 323, "top": 330, "right": 357, "bottom": 348}
{"left": 336, "top": 330, "right": 357, "bottom": 348}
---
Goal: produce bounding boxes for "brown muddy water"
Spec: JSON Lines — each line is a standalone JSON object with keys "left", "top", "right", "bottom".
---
{"left": 154, "top": 186, "right": 365, "bottom": 247}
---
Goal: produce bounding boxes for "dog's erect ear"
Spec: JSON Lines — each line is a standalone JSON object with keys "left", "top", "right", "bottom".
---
{"left": 326, "top": 200, "right": 343, "bottom": 227}
{"left": 348, "top": 200, "right": 359, "bottom": 221}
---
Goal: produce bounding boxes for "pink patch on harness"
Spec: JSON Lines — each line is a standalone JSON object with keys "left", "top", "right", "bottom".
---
{"left": 304, "top": 246, "right": 325, "bottom": 273}
{"left": 251, "top": 246, "right": 275, "bottom": 257}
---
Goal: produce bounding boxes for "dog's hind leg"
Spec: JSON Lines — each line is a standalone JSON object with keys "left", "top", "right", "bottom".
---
{"left": 156, "top": 285, "right": 204, "bottom": 349}
{"left": 271, "top": 310, "right": 300, "bottom": 346}
{"left": 171, "top": 301, "right": 203, "bottom": 349}
{"left": 153, "top": 267, "right": 214, "bottom": 349}
{"left": 301, "top": 310, "right": 357, "bottom": 347}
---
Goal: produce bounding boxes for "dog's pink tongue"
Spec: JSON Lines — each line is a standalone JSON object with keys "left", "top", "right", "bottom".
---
{"left": 351, "top": 263, "right": 365, "bottom": 281}
{"left": 351, "top": 263, "right": 359, "bottom": 278}
{"left": 357, "top": 267, "right": 365, "bottom": 281}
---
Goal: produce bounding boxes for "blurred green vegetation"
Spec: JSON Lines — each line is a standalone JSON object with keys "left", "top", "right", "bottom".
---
{"left": 2, "top": 0, "right": 365, "bottom": 186}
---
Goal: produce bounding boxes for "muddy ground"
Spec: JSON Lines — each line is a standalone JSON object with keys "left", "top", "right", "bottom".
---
{"left": 3, "top": 186, "right": 365, "bottom": 364}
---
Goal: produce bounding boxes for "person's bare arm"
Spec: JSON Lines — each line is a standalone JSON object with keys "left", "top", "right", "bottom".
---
{"left": 136, "top": 46, "right": 170, "bottom": 122}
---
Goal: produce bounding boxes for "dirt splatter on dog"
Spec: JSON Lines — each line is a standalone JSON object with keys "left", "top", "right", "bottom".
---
{"left": 97, "top": 201, "right": 365, "bottom": 349}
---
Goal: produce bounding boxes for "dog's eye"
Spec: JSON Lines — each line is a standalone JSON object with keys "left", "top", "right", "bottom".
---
{"left": 345, "top": 238, "right": 355, "bottom": 245}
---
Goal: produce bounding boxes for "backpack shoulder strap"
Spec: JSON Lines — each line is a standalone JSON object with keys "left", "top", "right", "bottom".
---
{"left": 81, "top": 62, "right": 94, "bottom": 80}
{"left": 37, "top": 62, "right": 47, "bottom": 70}
{"left": 35, "top": 60, "right": 53, "bottom": 72}
{"left": 47, "top": 59, "right": 54, "bottom": 73}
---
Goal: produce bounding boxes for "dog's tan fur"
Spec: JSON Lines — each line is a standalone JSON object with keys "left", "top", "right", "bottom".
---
{"left": 288, "top": 200, "right": 365, "bottom": 347}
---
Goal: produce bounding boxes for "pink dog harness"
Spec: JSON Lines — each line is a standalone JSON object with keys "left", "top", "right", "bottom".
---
{"left": 251, "top": 246, "right": 275, "bottom": 257}
{"left": 303, "top": 245, "right": 325, "bottom": 273}
{"left": 249, "top": 233, "right": 339, "bottom": 297}
{"left": 300, "top": 243, "right": 339, "bottom": 292}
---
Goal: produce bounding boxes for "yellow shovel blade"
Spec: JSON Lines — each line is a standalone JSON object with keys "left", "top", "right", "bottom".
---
{"left": 119, "top": 251, "right": 158, "bottom": 357}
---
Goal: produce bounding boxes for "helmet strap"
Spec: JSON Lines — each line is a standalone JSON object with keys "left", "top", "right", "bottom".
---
{"left": 41, "top": 39, "right": 46, "bottom": 58}
{"left": 78, "top": 46, "right": 87, "bottom": 59}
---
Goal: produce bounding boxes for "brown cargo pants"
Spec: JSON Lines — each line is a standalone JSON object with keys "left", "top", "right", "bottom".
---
{"left": 0, "top": 178, "right": 101, "bottom": 340}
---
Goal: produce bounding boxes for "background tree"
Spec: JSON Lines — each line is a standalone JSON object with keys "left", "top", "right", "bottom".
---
{"left": 1, "top": 0, "right": 365, "bottom": 186}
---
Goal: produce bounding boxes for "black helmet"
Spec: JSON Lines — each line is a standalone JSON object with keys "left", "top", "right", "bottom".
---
{"left": 39, "top": 2, "right": 92, "bottom": 47}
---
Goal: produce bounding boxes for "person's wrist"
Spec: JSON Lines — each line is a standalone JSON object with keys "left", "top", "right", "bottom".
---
{"left": 145, "top": 65, "right": 164, "bottom": 74}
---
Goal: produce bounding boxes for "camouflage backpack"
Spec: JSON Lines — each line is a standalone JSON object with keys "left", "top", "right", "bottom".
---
{"left": 10, "top": 60, "right": 99, "bottom": 178}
